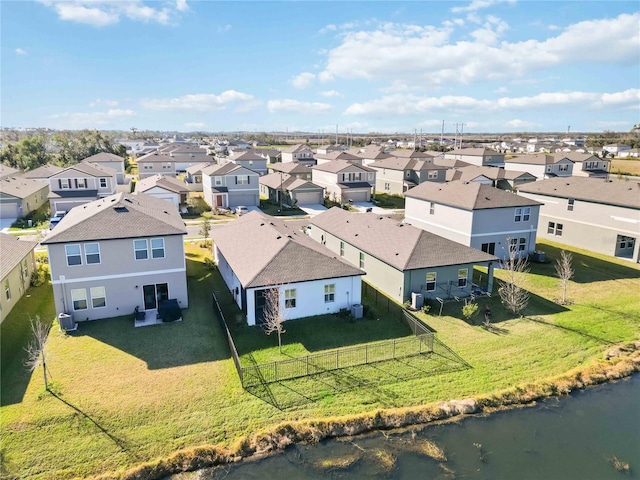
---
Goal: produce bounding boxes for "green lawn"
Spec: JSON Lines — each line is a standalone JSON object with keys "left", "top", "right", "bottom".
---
{"left": 373, "top": 193, "right": 405, "bottom": 209}
{"left": 259, "top": 200, "right": 307, "bottom": 217}
{"left": 1, "top": 241, "right": 639, "bottom": 479}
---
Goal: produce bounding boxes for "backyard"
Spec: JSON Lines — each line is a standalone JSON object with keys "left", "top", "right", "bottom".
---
{"left": 1, "top": 241, "right": 639, "bottom": 479}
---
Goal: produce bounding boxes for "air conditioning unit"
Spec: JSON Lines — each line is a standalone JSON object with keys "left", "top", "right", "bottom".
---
{"left": 411, "top": 292, "right": 424, "bottom": 310}
{"left": 58, "top": 312, "right": 77, "bottom": 332}
{"left": 351, "top": 304, "right": 363, "bottom": 319}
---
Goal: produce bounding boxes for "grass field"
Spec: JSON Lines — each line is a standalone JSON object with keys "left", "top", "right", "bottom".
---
{"left": 1, "top": 241, "right": 639, "bottom": 479}
{"left": 610, "top": 158, "right": 640, "bottom": 176}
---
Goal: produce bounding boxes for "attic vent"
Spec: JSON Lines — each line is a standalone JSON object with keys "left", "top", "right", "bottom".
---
{"left": 276, "top": 235, "right": 282, "bottom": 239}
{"left": 398, "top": 224, "right": 404, "bottom": 227}
{"left": 114, "top": 206, "right": 128, "bottom": 213}
{"left": 260, "top": 222, "right": 265, "bottom": 226}
{"left": 355, "top": 233, "right": 358, "bottom": 236}
{"left": 110, "top": 198, "right": 117, "bottom": 202}
{"left": 287, "top": 235, "right": 292, "bottom": 239}
{"left": 485, "top": 197, "right": 490, "bottom": 201}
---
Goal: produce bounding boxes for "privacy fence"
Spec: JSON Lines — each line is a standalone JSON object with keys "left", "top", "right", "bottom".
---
{"left": 212, "top": 289, "right": 434, "bottom": 389}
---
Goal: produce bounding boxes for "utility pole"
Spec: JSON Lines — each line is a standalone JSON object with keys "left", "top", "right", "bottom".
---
{"left": 335, "top": 124, "right": 338, "bottom": 145}
{"left": 440, "top": 120, "right": 444, "bottom": 146}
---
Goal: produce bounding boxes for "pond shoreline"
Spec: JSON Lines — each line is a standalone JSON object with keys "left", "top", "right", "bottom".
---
{"left": 108, "top": 341, "right": 640, "bottom": 480}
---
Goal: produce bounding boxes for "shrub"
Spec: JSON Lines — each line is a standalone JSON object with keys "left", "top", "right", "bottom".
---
{"left": 30, "top": 262, "right": 49, "bottom": 287}
{"left": 203, "top": 256, "right": 217, "bottom": 270}
{"left": 462, "top": 302, "right": 478, "bottom": 320}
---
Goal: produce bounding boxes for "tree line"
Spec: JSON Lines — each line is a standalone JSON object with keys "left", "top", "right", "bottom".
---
{"left": 0, "top": 130, "right": 127, "bottom": 172}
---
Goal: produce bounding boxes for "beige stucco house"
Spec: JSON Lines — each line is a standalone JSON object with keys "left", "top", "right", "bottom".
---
{"left": 0, "top": 233, "right": 37, "bottom": 322}
{"left": 0, "top": 176, "right": 49, "bottom": 219}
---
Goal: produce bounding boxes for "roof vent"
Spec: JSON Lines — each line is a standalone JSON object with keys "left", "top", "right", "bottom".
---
{"left": 355, "top": 233, "right": 358, "bottom": 236}
{"left": 276, "top": 235, "right": 282, "bottom": 239}
{"left": 485, "top": 197, "right": 490, "bottom": 201}
{"left": 114, "top": 206, "right": 128, "bottom": 213}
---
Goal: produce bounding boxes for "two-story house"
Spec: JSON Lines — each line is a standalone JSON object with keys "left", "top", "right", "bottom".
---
{"left": 443, "top": 148, "right": 505, "bottom": 167}
{"left": 503, "top": 154, "right": 574, "bottom": 180}
{"left": 134, "top": 175, "right": 191, "bottom": 209}
{"left": 48, "top": 162, "right": 117, "bottom": 213}
{"left": 41, "top": 193, "right": 189, "bottom": 322}
{"left": 405, "top": 181, "right": 542, "bottom": 260}
{"left": 219, "top": 150, "right": 268, "bottom": 176}
{"left": 445, "top": 165, "right": 537, "bottom": 190}
{"left": 185, "top": 162, "right": 214, "bottom": 185}
{"left": 267, "top": 162, "right": 313, "bottom": 181}
{"left": 369, "top": 156, "right": 447, "bottom": 196}
{"left": 157, "top": 144, "right": 213, "bottom": 172}
{"left": 0, "top": 176, "right": 49, "bottom": 220}
{"left": 281, "top": 144, "right": 316, "bottom": 167}
{"left": 350, "top": 144, "right": 393, "bottom": 166}
{"left": 136, "top": 152, "right": 177, "bottom": 179}
{"left": 314, "top": 150, "right": 363, "bottom": 166}
{"left": 82, "top": 152, "right": 126, "bottom": 184}
{"left": 201, "top": 163, "right": 260, "bottom": 209}
{"left": 311, "top": 160, "right": 376, "bottom": 203}
{"left": 554, "top": 152, "right": 609, "bottom": 178}
{"left": 518, "top": 177, "right": 640, "bottom": 262}
{"left": 0, "top": 233, "right": 37, "bottom": 322}
{"left": 308, "top": 207, "right": 498, "bottom": 303}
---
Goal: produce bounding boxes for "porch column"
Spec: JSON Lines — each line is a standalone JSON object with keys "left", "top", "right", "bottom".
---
{"left": 486, "top": 262, "right": 495, "bottom": 294}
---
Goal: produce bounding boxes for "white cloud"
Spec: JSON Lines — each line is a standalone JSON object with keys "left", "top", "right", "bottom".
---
{"left": 184, "top": 122, "right": 206, "bottom": 128}
{"left": 506, "top": 119, "right": 542, "bottom": 128}
{"left": 89, "top": 99, "right": 119, "bottom": 107}
{"left": 290, "top": 72, "right": 316, "bottom": 89}
{"left": 15, "top": 48, "right": 27, "bottom": 55}
{"left": 140, "top": 91, "right": 255, "bottom": 111}
{"left": 50, "top": 108, "right": 136, "bottom": 127}
{"left": 37, "top": 1, "right": 186, "bottom": 27}
{"left": 316, "top": 13, "right": 639, "bottom": 89}
{"left": 451, "top": 0, "right": 514, "bottom": 14}
{"left": 320, "top": 90, "right": 342, "bottom": 98}
{"left": 344, "top": 89, "right": 640, "bottom": 115}
{"left": 267, "top": 99, "right": 332, "bottom": 113}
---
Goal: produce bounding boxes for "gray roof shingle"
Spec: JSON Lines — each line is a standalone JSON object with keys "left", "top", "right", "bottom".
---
{"left": 41, "top": 192, "right": 186, "bottom": 244}
{"left": 0, "top": 176, "right": 49, "bottom": 199}
{"left": 405, "top": 181, "right": 541, "bottom": 210}
{"left": 310, "top": 207, "right": 497, "bottom": 270}
{"left": 211, "top": 211, "right": 363, "bottom": 288}
{"left": 0, "top": 233, "right": 37, "bottom": 280}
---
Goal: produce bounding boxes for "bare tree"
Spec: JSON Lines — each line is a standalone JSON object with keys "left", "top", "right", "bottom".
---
{"left": 200, "top": 217, "right": 211, "bottom": 247}
{"left": 261, "top": 287, "right": 287, "bottom": 353}
{"left": 497, "top": 239, "right": 530, "bottom": 317}
{"left": 554, "top": 250, "right": 574, "bottom": 304}
{"left": 24, "top": 316, "right": 51, "bottom": 391}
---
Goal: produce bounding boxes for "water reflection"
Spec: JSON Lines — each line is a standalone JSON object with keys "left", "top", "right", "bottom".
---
{"left": 173, "top": 375, "right": 639, "bottom": 479}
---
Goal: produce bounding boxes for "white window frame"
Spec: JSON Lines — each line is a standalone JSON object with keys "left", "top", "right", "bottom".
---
{"left": 60, "top": 178, "right": 71, "bottom": 189}
{"left": 339, "top": 241, "right": 345, "bottom": 257}
{"left": 547, "top": 222, "right": 555, "bottom": 234}
{"left": 568, "top": 198, "right": 574, "bottom": 211}
{"left": 65, "top": 244, "right": 82, "bottom": 266}
{"left": 426, "top": 272, "right": 437, "bottom": 292}
{"left": 76, "top": 178, "right": 87, "bottom": 189}
{"left": 4, "top": 280, "right": 10, "bottom": 300}
{"left": 71, "top": 288, "right": 88, "bottom": 311}
{"left": 429, "top": 202, "right": 435, "bottom": 215}
{"left": 384, "top": 182, "right": 390, "bottom": 191}
{"left": 84, "top": 242, "right": 101, "bottom": 265}
{"left": 324, "top": 284, "right": 336, "bottom": 303}
{"left": 236, "top": 175, "right": 249, "bottom": 185}
{"left": 99, "top": 178, "right": 107, "bottom": 188}
{"left": 457, "top": 269, "right": 468, "bottom": 288}
{"left": 359, "top": 252, "right": 365, "bottom": 268}
{"left": 90, "top": 286, "right": 106, "bottom": 309}
{"left": 518, "top": 237, "right": 527, "bottom": 251}
{"left": 559, "top": 164, "right": 569, "bottom": 172}
{"left": 214, "top": 176, "right": 223, "bottom": 186}
{"left": 428, "top": 170, "right": 438, "bottom": 179}
{"left": 555, "top": 223, "right": 563, "bottom": 236}
{"left": 151, "top": 238, "right": 165, "bottom": 259}
{"left": 285, "top": 288, "right": 296, "bottom": 308}
{"left": 134, "top": 239, "right": 149, "bottom": 260}
{"left": 523, "top": 207, "right": 531, "bottom": 221}
{"left": 514, "top": 208, "right": 523, "bottom": 222}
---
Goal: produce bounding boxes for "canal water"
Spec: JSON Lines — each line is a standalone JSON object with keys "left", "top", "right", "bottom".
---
{"left": 174, "top": 375, "right": 639, "bottom": 479}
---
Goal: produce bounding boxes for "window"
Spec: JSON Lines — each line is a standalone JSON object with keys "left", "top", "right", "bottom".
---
{"left": 384, "top": 182, "right": 390, "bottom": 191}
{"left": 559, "top": 164, "right": 569, "bottom": 172}
{"left": 71, "top": 289, "right": 87, "bottom": 310}
{"left": 359, "top": 252, "right": 365, "bottom": 268}
{"left": 65, "top": 245, "right": 82, "bottom": 266}
{"left": 236, "top": 175, "right": 249, "bottom": 185}
{"left": 99, "top": 178, "right": 107, "bottom": 188}
{"left": 458, "top": 269, "right": 468, "bottom": 288}
{"left": 84, "top": 243, "right": 100, "bottom": 264}
{"left": 568, "top": 198, "right": 574, "bottom": 211}
{"left": 514, "top": 208, "right": 523, "bottom": 222}
{"left": 546, "top": 165, "right": 552, "bottom": 172}
{"left": 481, "top": 242, "right": 495, "bottom": 255}
{"left": 214, "top": 176, "right": 223, "bottom": 186}
{"left": 134, "top": 239, "right": 149, "bottom": 260}
{"left": 519, "top": 237, "right": 527, "bottom": 251}
{"left": 22, "top": 259, "right": 28, "bottom": 282}
{"left": 285, "top": 288, "right": 296, "bottom": 308}
{"left": 90, "top": 287, "right": 106, "bottom": 308}
{"left": 248, "top": 160, "right": 253, "bottom": 166}
{"left": 59, "top": 178, "right": 70, "bottom": 189}
{"left": 429, "top": 202, "right": 435, "bottom": 215}
{"left": 509, "top": 237, "right": 518, "bottom": 252}
{"left": 143, "top": 164, "right": 152, "bottom": 170}
{"left": 523, "top": 207, "right": 530, "bottom": 221}
{"left": 162, "top": 163, "right": 172, "bottom": 170}
{"left": 4, "top": 280, "right": 10, "bottom": 300}
{"left": 151, "top": 238, "right": 165, "bottom": 258}
{"left": 556, "top": 223, "right": 563, "bottom": 236}
{"left": 547, "top": 222, "right": 555, "bottom": 234}
{"left": 75, "top": 178, "right": 87, "bottom": 188}
{"left": 340, "top": 241, "right": 345, "bottom": 257}
{"left": 428, "top": 171, "right": 438, "bottom": 179}
{"left": 426, "top": 272, "right": 436, "bottom": 291}
{"left": 324, "top": 284, "right": 335, "bottom": 303}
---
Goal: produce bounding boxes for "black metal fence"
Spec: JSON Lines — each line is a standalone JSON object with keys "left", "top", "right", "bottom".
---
{"left": 212, "top": 288, "right": 435, "bottom": 389}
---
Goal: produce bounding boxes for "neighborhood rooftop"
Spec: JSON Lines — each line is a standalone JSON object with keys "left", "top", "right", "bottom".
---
{"left": 135, "top": 174, "right": 191, "bottom": 194}
{"left": 211, "top": 211, "right": 363, "bottom": 288}
{"left": 312, "top": 159, "right": 375, "bottom": 173}
{"left": 0, "top": 176, "right": 48, "bottom": 198}
{"left": 405, "top": 181, "right": 542, "bottom": 210}
{"left": 20, "top": 164, "right": 64, "bottom": 178}
{"left": 518, "top": 177, "right": 640, "bottom": 210}
{"left": 310, "top": 207, "right": 497, "bottom": 270}
{"left": 41, "top": 192, "right": 187, "bottom": 245}
{"left": 0, "top": 233, "right": 37, "bottom": 280}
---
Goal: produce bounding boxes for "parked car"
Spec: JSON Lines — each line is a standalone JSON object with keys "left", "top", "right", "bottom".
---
{"left": 235, "top": 206, "right": 249, "bottom": 216}
{"left": 49, "top": 210, "right": 66, "bottom": 229}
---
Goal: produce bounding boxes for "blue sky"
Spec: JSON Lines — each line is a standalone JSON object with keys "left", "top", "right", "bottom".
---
{"left": 2, "top": 0, "right": 639, "bottom": 134}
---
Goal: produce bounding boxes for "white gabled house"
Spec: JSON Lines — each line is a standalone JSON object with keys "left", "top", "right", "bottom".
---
{"left": 212, "top": 211, "right": 364, "bottom": 326}
{"left": 202, "top": 163, "right": 260, "bottom": 209}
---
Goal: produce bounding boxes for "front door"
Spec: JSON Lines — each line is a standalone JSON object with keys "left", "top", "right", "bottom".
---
{"left": 143, "top": 283, "right": 169, "bottom": 310}
{"left": 216, "top": 195, "right": 223, "bottom": 207}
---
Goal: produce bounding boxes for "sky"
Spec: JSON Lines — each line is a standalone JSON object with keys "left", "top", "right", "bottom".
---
{"left": 1, "top": 0, "right": 639, "bottom": 134}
